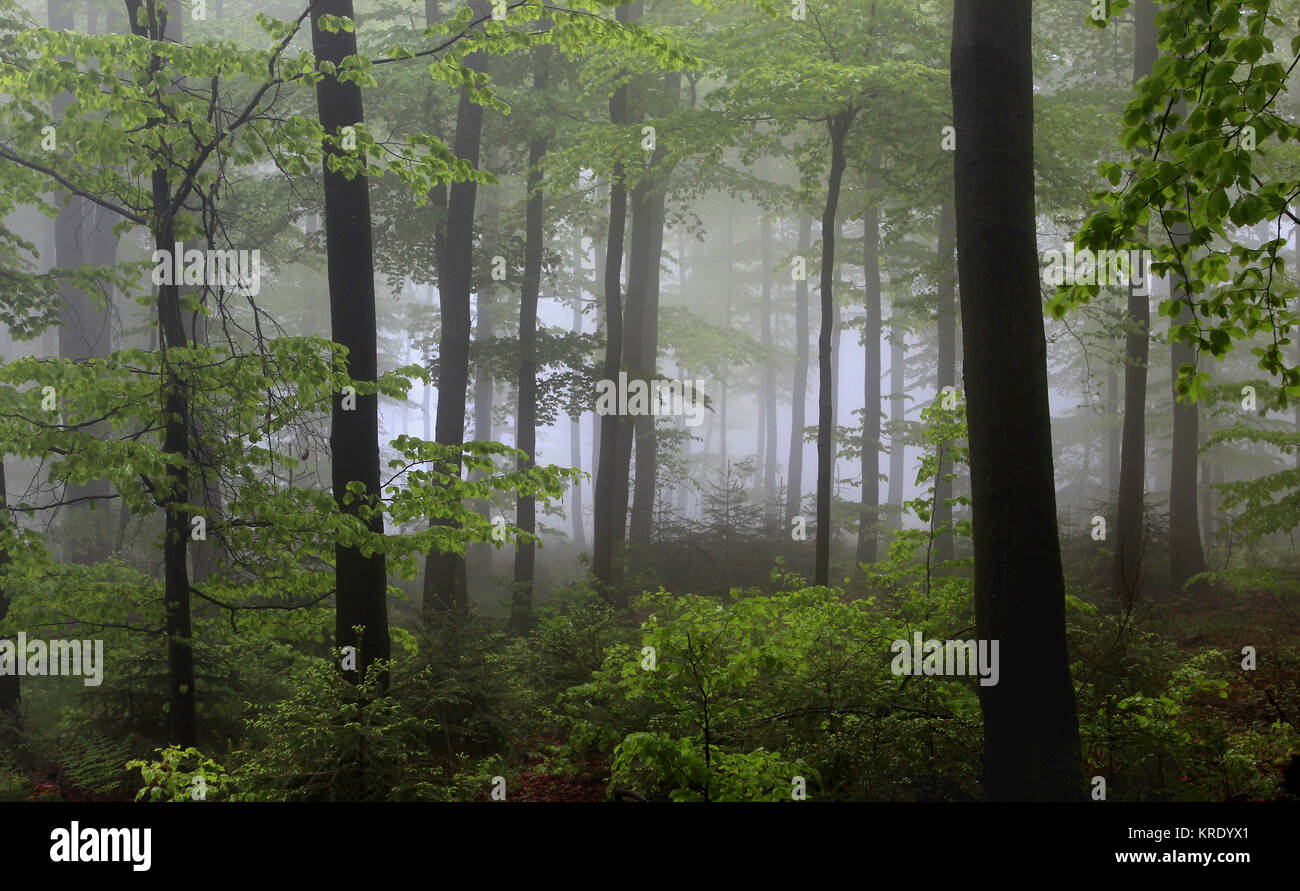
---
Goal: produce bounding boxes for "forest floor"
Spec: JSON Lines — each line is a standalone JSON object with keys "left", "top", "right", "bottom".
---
{"left": 14, "top": 586, "right": 1296, "bottom": 802}
{"left": 487, "top": 732, "right": 611, "bottom": 802}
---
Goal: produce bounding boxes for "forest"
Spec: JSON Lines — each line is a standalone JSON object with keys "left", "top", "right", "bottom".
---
{"left": 0, "top": 0, "right": 1296, "bottom": 812}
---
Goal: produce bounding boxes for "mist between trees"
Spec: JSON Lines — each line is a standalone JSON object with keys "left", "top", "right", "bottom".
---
{"left": 0, "top": 0, "right": 1293, "bottom": 805}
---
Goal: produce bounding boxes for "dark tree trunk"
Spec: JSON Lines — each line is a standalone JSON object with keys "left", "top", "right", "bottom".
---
{"left": 592, "top": 214, "right": 605, "bottom": 491}
{"left": 424, "top": 0, "right": 490, "bottom": 616}
{"left": 310, "top": 0, "right": 391, "bottom": 682}
{"left": 951, "top": 0, "right": 1083, "bottom": 801}
{"left": 787, "top": 219, "right": 812, "bottom": 525}
{"left": 511, "top": 51, "right": 549, "bottom": 633}
{"left": 815, "top": 115, "right": 852, "bottom": 586}
{"left": 628, "top": 166, "right": 670, "bottom": 547}
{"left": 591, "top": 2, "right": 637, "bottom": 601}
{"left": 1168, "top": 269, "right": 1206, "bottom": 596}
{"left": 934, "top": 201, "right": 957, "bottom": 563}
{"left": 857, "top": 180, "right": 882, "bottom": 565}
{"left": 1112, "top": 0, "right": 1157, "bottom": 605}
{"left": 629, "top": 71, "right": 680, "bottom": 548}
{"left": 124, "top": 0, "right": 197, "bottom": 747}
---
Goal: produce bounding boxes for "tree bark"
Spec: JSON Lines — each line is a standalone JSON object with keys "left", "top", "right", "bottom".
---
{"left": 1106, "top": 369, "right": 1120, "bottom": 493}
{"left": 511, "top": 51, "right": 549, "bottom": 633}
{"left": 934, "top": 201, "right": 957, "bottom": 563}
{"left": 951, "top": 0, "right": 1083, "bottom": 800}
{"left": 0, "top": 459, "right": 19, "bottom": 721}
{"left": 591, "top": 1, "right": 637, "bottom": 601}
{"left": 888, "top": 316, "right": 906, "bottom": 528}
{"left": 1168, "top": 254, "right": 1206, "bottom": 596}
{"left": 761, "top": 216, "right": 777, "bottom": 500}
{"left": 126, "top": 0, "right": 197, "bottom": 746}
{"left": 53, "top": 0, "right": 116, "bottom": 564}
{"left": 1112, "top": 0, "right": 1157, "bottom": 605}
{"left": 857, "top": 176, "right": 882, "bottom": 565}
{"left": 309, "top": 0, "right": 391, "bottom": 683}
{"left": 569, "top": 232, "right": 587, "bottom": 551}
{"left": 815, "top": 115, "right": 852, "bottom": 586}
{"left": 424, "top": 0, "right": 490, "bottom": 616}
{"left": 628, "top": 172, "right": 670, "bottom": 547}
{"left": 786, "top": 218, "right": 812, "bottom": 526}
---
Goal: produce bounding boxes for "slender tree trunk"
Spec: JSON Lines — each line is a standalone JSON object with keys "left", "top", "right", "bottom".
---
{"left": 424, "top": 0, "right": 490, "bottom": 615}
{"left": 629, "top": 70, "right": 674, "bottom": 547}
{"left": 1106, "top": 369, "right": 1120, "bottom": 493}
{"left": 467, "top": 144, "right": 504, "bottom": 590}
{"left": 569, "top": 232, "right": 587, "bottom": 551}
{"left": 511, "top": 52, "right": 548, "bottom": 633}
{"left": 761, "top": 216, "right": 777, "bottom": 500}
{"left": 0, "top": 459, "right": 19, "bottom": 721}
{"left": 720, "top": 204, "right": 732, "bottom": 477}
{"left": 952, "top": 0, "right": 1083, "bottom": 800}
{"left": 591, "top": 2, "right": 637, "bottom": 601}
{"left": 53, "top": 0, "right": 115, "bottom": 564}
{"left": 934, "top": 201, "right": 957, "bottom": 563}
{"left": 125, "top": 0, "right": 197, "bottom": 746}
{"left": 815, "top": 114, "right": 852, "bottom": 587}
{"left": 888, "top": 316, "right": 906, "bottom": 528}
{"left": 627, "top": 180, "right": 667, "bottom": 547}
{"left": 786, "top": 219, "right": 811, "bottom": 525}
{"left": 592, "top": 215, "right": 605, "bottom": 489}
{"left": 1168, "top": 248, "right": 1205, "bottom": 597}
{"left": 1199, "top": 450, "right": 1213, "bottom": 546}
{"left": 310, "top": 0, "right": 391, "bottom": 681}
{"left": 1112, "top": 0, "right": 1157, "bottom": 605}
{"left": 857, "top": 176, "right": 882, "bottom": 565}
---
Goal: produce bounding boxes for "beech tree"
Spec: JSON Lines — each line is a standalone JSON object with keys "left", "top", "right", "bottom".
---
{"left": 951, "top": 0, "right": 1083, "bottom": 800}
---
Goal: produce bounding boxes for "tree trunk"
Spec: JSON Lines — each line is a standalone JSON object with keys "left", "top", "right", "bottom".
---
{"left": 511, "top": 52, "right": 548, "bottom": 633}
{"left": 124, "top": 0, "right": 198, "bottom": 747}
{"left": 951, "top": 0, "right": 1083, "bottom": 800}
{"left": 569, "top": 232, "right": 587, "bottom": 551}
{"left": 628, "top": 143, "right": 670, "bottom": 548}
{"left": 720, "top": 205, "right": 732, "bottom": 477}
{"left": 934, "top": 201, "right": 957, "bottom": 563}
{"left": 424, "top": 0, "right": 490, "bottom": 615}
{"left": 1106, "top": 369, "right": 1120, "bottom": 494}
{"left": 888, "top": 317, "right": 906, "bottom": 528}
{"left": 1168, "top": 260, "right": 1206, "bottom": 596}
{"left": 1112, "top": 0, "right": 1157, "bottom": 605}
{"left": 1199, "top": 450, "right": 1213, "bottom": 546}
{"left": 628, "top": 69, "right": 676, "bottom": 549}
{"left": 0, "top": 459, "right": 19, "bottom": 721}
{"left": 857, "top": 177, "right": 882, "bottom": 565}
{"left": 761, "top": 216, "right": 777, "bottom": 500}
{"left": 53, "top": 0, "right": 116, "bottom": 564}
{"left": 787, "top": 219, "right": 812, "bottom": 525}
{"left": 591, "top": 2, "right": 637, "bottom": 601}
{"left": 815, "top": 115, "right": 852, "bottom": 586}
{"left": 310, "top": 0, "right": 391, "bottom": 683}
